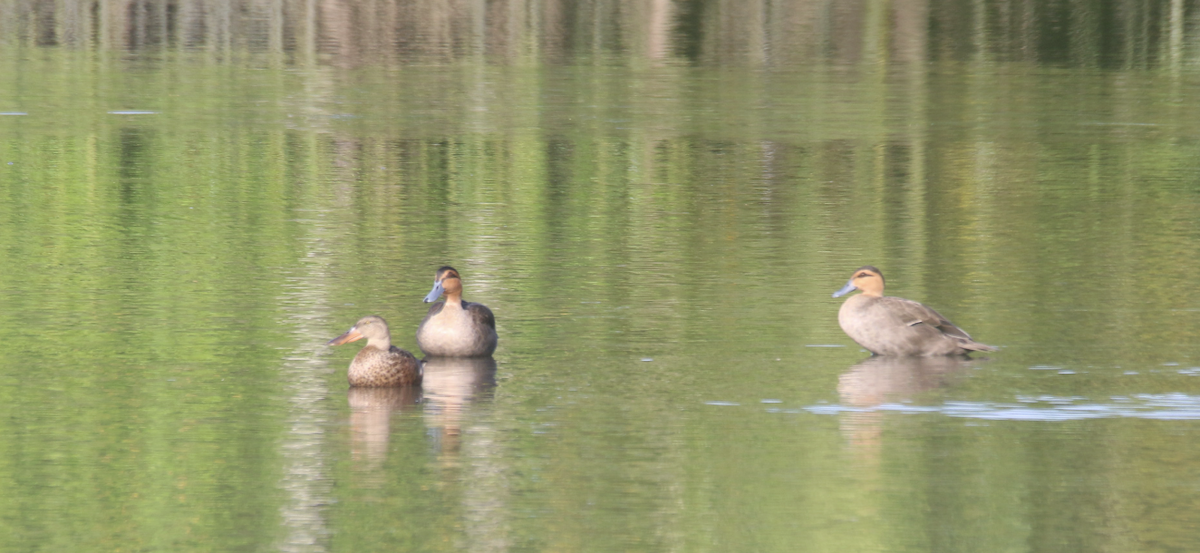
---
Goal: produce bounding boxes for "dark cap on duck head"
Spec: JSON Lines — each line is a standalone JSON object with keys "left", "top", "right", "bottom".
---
{"left": 852, "top": 265, "right": 883, "bottom": 282}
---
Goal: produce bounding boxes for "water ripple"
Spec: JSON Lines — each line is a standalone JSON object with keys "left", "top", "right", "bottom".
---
{"left": 803, "top": 393, "right": 1200, "bottom": 421}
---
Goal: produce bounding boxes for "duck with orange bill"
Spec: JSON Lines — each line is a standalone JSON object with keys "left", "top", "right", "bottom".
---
{"left": 328, "top": 315, "right": 423, "bottom": 387}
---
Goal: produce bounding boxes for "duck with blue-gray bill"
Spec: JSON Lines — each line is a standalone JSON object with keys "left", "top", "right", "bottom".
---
{"left": 833, "top": 266, "right": 996, "bottom": 356}
{"left": 416, "top": 266, "right": 498, "bottom": 357}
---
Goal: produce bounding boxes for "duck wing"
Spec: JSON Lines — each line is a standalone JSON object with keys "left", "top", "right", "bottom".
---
{"left": 881, "top": 296, "right": 976, "bottom": 342}
{"left": 465, "top": 301, "right": 496, "bottom": 330}
{"left": 386, "top": 346, "right": 423, "bottom": 384}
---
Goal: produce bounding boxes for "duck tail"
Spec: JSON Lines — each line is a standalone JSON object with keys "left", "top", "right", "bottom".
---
{"left": 962, "top": 341, "right": 997, "bottom": 352}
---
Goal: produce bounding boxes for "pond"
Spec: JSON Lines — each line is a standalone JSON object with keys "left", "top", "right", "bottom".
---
{"left": 2, "top": 0, "right": 1200, "bottom": 551}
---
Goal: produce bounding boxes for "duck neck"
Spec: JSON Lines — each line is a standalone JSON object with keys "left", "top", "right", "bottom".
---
{"left": 365, "top": 335, "right": 392, "bottom": 350}
{"left": 440, "top": 277, "right": 465, "bottom": 308}
{"left": 859, "top": 281, "right": 885, "bottom": 297}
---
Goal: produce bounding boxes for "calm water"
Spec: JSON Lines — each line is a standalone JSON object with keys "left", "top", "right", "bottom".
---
{"left": 3, "top": 0, "right": 1200, "bottom": 551}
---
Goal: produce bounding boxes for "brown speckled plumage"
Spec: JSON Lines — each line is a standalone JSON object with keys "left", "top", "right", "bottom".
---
{"left": 416, "top": 267, "right": 498, "bottom": 357}
{"left": 328, "top": 315, "right": 423, "bottom": 387}
{"left": 832, "top": 266, "right": 996, "bottom": 357}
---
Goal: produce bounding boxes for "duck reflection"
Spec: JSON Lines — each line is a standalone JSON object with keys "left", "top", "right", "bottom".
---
{"left": 347, "top": 386, "right": 421, "bottom": 469}
{"left": 838, "top": 356, "right": 978, "bottom": 462}
{"left": 422, "top": 357, "right": 509, "bottom": 551}
{"left": 421, "top": 356, "right": 498, "bottom": 458}
{"left": 838, "top": 355, "right": 975, "bottom": 407}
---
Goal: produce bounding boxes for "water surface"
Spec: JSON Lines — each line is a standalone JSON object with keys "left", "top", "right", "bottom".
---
{"left": 2, "top": 1, "right": 1200, "bottom": 551}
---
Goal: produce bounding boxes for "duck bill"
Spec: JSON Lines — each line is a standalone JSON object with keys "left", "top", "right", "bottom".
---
{"left": 832, "top": 279, "right": 858, "bottom": 298}
{"left": 327, "top": 327, "right": 364, "bottom": 346}
{"left": 423, "top": 281, "right": 444, "bottom": 303}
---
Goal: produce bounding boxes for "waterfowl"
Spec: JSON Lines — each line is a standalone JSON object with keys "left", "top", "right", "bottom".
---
{"left": 416, "top": 266, "right": 498, "bottom": 357}
{"left": 328, "top": 315, "right": 423, "bottom": 387}
{"left": 832, "top": 266, "right": 996, "bottom": 356}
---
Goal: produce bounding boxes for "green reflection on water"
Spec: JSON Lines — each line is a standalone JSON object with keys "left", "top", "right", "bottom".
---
{"left": 3, "top": 11, "right": 1200, "bottom": 553}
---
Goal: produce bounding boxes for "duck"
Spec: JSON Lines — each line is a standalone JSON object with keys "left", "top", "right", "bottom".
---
{"left": 832, "top": 266, "right": 996, "bottom": 356}
{"left": 416, "top": 266, "right": 498, "bottom": 357}
{"left": 328, "top": 315, "right": 423, "bottom": 387}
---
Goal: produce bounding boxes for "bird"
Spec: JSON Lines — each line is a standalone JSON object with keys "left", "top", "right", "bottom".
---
{"left": 832, "top": 266, "right": 996, "bottom": 356}
{"left": 416, "top": 266, "right": 498, "bottom": 357}
{"left": 328, "top": 315, "right": 423, "bottom": 387}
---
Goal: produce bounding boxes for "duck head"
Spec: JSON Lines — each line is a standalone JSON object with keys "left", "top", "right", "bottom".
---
{"left": 423, "top": 266, "right": 463, "bottom": 303}
{"left": 832, "top": 266, "right": 885, "bottom": 298}
{"left": 328, "top": 315, "right": 393, "bottom": 349}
